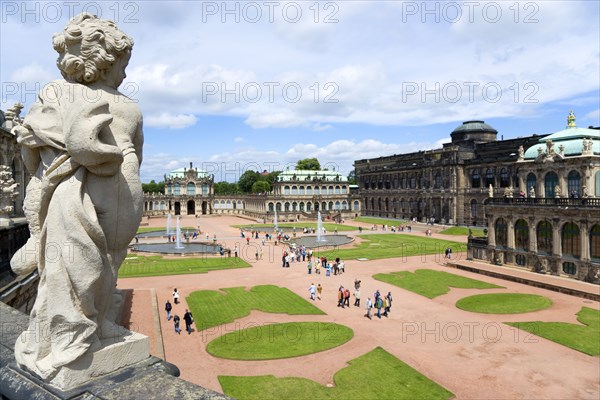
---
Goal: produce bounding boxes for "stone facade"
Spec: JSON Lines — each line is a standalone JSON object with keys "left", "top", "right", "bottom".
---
{"left": 355, "top": 120, "right": 544, "bottom": 225}
{"left": 0, "top": 104, "right": 28, "bottom": 217}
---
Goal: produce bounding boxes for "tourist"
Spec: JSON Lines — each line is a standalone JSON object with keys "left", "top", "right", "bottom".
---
{"left": 165, "top": 300, "right": 172, "bottom": 321}
{"left": 317, "top": 284, "right": 322, "bottom": 300}
{"left": 339, "top": 261, "right": 345, "bottom": 274}
{"left": 234, "top": 244, "right": 239, "bottom": 258}
{"left": 326, "top": 263, "right": 332, "bottom": 277}
{"left": 315, "top": 259, "right": 320, "bottom": 275}
{"left": 354, "top": 288, "right": 361, "bottom": 307}
{"left": 376, "top": 296, "right": 383, "bottom": 318}
{"left": 309, "top": 283, "right": 316, "bottom": 300}
{"left": 183, "top": 309, "right": 194, "bottom": 334}
{"left": 354, "top": 279, "right": 361, "bottom": 290}
{"left": 365, "top": 298, "right": 373, "bottom": 319}
{"left": 337, "top": 286, "right": 344, "bottom": 308}
{"left": 344, "top": 288, "right": 351, "bottom": 307}
{"left": 173, "top": 288, "right": 180, "bottom": 304}
{"left": 173, "top": 314, "right": 181, "bottom": 334}
{"left": 307, "top": 260, "right": 312, "bottom": 274}
{"left": 384, "top": 292, "right": 393, "bottom": 317}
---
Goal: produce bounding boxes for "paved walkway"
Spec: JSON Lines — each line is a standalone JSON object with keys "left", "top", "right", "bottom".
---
{"left": 118, "top": 215, "right": 600, "bottom": 400}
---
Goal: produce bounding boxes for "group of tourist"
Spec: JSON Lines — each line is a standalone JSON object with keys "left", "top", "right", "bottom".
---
{"left": 165, "top": 288, "right": 194, "bottom": 335}
{"left": 321, "top": 279, "right": 394, "bottom": 320}
{"left": 282, "top": 244, "right": 312, "bottom": 268}
{"left": 365, "top": 289, "right": 393, "bottom": 320}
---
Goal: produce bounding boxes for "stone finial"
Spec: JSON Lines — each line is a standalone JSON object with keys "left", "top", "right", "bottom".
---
{"left": 517, "top": 145, "right": 524, "bottom": 161}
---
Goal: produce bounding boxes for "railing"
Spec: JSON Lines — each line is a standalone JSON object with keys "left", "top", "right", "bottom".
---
{"left": 485, "top": 197, "right": 600, "bottom": 207}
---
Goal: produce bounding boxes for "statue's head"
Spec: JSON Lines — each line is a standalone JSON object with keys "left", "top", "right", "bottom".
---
{"left": 53, "top": 13, "right": 133, "bottom": 87}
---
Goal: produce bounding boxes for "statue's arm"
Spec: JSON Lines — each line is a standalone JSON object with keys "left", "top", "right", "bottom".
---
{"left": 134, "top": 116, "right": 144, "bottom": 166}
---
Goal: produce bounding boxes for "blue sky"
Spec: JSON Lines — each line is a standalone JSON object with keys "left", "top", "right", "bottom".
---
{"left": 2, "top": 1, "right": 599, "bottom": 182}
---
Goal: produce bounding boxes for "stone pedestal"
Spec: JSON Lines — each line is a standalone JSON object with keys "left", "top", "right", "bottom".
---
{"left": 47, "top": 330, "right": 150, "bottom": 391}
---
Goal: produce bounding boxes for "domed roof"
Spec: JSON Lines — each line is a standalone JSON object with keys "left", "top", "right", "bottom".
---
{"left": 523, "top": 112, "right": 600, "bottom": 159}
{"left": 451, "top": 120, "right": 498, "bottom": 134}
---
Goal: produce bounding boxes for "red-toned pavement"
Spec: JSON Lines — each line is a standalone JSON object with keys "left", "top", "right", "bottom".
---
{"left": 118, "top": 215, "right": 600, "bottom": 399}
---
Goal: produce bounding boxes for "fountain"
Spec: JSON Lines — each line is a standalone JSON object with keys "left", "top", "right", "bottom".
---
{"left": 174, "top": 216, "right": 185, "bottom": 249}
{"left": 316, "top": 211, "right": 326, "bottom": 242}
{"left": 166, "top": 213, "right": 173, "bottom": 236}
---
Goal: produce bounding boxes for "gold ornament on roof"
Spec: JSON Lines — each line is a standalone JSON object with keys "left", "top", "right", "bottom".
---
{"left": 567, "top": 110, "right": 576, "bottom": 128}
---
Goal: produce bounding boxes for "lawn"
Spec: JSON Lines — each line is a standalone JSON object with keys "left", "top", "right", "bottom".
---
{"left": 118, "top": 255, "right": 250, "bottom": 278}
{"left": 506, "top": 307, "right": 600, "bottom": 356}
{"left": 207, "top": 322, "right": 353, "bottom": 360}
{"left": 456, "top": 293, "right": 553, "bottom": 314}
{"left": 353, "top": 217, "right": 408, "bottom": 226}
{"left": 438, "top": 227, "right": 485, "bottom": 236}
{"left": 219, "top": 346, "right": 454, "bottom": 400}
{"left": 187, "top": 285, "right": 325, "bottom": 331}
{"left": 318, "top": 234, "right": 465, "bottom": 260}
{"left": 234, "top": 223, "right": 356, "bottom": 232}
{"left": 136, "top": 226, "right": 196, "bottom": 234}
{"left": 373, "top": 269, "right": 503, "bottom": 298}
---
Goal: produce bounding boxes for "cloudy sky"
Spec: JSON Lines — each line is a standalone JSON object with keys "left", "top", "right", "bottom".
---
{"left": 1, "top": 0, "right": 599, "bottom": 182}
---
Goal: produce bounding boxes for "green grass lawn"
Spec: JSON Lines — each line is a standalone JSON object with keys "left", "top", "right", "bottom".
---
{"left": 234, "top": 223, "right": 356, "bottom": 232}
{"left": 456, "top": 293, "right": 553, "bottom": 314}
{"left": 506, "top": 307, "right": 600, "bottom": 356}
{"left": 438, "top": 227, "right": 485, "bottom": 236}
{"left": 219, "top": 346, "right": 454, "bottom": 400}
{"left": 119, "top": 255, "right": 250, "bottom": 278}
{"left": 207, "top": 322, "right": 353, "bottom": 360}
{"left": 187, "top": 285, "right": 325, "bottom": 331}
{"left": 353, "top": 217, "right": 408, "bottom": 226}
{"left": 318, "top": 234, "right": 465, "bottom": 260}
{"left": 136, "top": 226, "right": 195, "bottom": 234}
{"left": 373, "top": 269, "right": 503, "bottom": 299}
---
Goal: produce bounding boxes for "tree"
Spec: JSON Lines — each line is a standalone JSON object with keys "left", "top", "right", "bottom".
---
{"left": 265, "top": 171, "right": 282, "bottom": 186}
{"left": 214, "top": 182, "right": 241, "bottom": 195}
{"left": 251, "top": 180, "right": 271, "bottom": 193}
{"left": 238, "top": 170, "right": 261, "bottom": 193}
{"left": 296, "top": 158, "right": 321, "bottom": 171}
{"left": 347, "top": 170, "right": 356, "bottom": 185}
{"left": 142, "top": 180, "right": 164, "bottom": 194}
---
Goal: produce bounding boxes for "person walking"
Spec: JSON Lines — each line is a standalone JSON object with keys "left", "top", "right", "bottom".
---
{"left": 384, "top": 295, "right": 391, "bottom": 317}
{"left": 354, "top": 289, "right": 361, "bottom": 307}
{"left": 317, "top": 284, "right": 322, "bottom": 300}
{"left": 337, "top": 286, "right": 344, "bottom": 308}
{"left": 173, "top": 288, "right": 180, "bottom": 304}
{"left": 173, "top": 314, "right": 181, "bottom": 334}
{"left": 308, "top": 283, "right": 316, "bottom": 300}
{"left": 183, "top": 309, "right": 194, "bottom": 334}
{"left": 365, "top": 298, "right": 373, "bottom": 319}
{"left": 376, "top": 296, "right": 383, "bottom": 319}
{"left": 165, "top": 300, "right": 172, "bottom": 321}
{"left": 307, "top": 260, "right": 312, "bottom": 274}
{"left": 344, "top": 288, "right": 351, "bottom": 308}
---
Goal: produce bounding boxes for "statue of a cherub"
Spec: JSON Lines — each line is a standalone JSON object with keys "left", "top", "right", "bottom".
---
{"left": 11, "top": 13, "right": 144, "bottom": 384}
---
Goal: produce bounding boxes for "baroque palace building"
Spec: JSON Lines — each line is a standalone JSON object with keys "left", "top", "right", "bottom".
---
{"left": 143, "top": 164, "right": 360, "bottom": 221}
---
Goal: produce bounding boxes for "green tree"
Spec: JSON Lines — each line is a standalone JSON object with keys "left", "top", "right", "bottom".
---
{"left": 265, "top": 171, "right": 282, "bottom": 186}
{"left": 296, "top": 158, "right": 321, "bottom": 171}
{"left": 214, "top": 182, "right": 241, "bottom": 195}
{"left": 238, "top": 170, "right": 261, "bottom": 193}
{"left": 142, "top": 180, "right": 165, "bottom": 194}
{"left": 252, "top": 180, "right": 271, "bottom": 193}
{"left": 347, "top": 170, "right": 356, "bottom": 185}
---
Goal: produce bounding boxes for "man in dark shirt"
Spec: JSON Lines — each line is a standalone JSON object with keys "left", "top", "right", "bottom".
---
{"left": 183, "top": 309, "right": 194, "bottom": 334}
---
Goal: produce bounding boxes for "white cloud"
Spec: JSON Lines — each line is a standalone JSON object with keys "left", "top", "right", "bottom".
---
{"left": 144, "top": 113, "right": 197, "bottom": 129}
{"left": 582, "top": 109, "right": 600, "bottom": 125}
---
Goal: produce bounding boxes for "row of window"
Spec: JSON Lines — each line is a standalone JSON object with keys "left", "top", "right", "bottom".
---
{"left": 214, "top": 200, "right": 243, "bottom": 209}
{"left": 470, "top": 167, "right": 514, "bottom": 188}
{"left": 362, "top": 174, "right": 450, "bottom": 190}
{"left": 282, "top": 185, "right": 347, "bottom": 195}
{"left": 494, "top": 219, "right": 600, "bottom": 260}
{"left": 167, "top": 183, "right": 209, "bottom": 196}
{"left": 268, "top": 200, "right": 360, "bottom": 212}
{"left": 525, "top": 171, "right": 583, "bottom": 197}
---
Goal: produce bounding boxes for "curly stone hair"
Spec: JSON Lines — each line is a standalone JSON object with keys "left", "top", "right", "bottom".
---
{"left": 52, "top": 13, "right": 133, "bottom": 84}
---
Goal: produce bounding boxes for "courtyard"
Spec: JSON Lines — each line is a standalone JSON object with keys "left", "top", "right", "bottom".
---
{"left": 117, "top": 214, "right": 600, "bottom": 400}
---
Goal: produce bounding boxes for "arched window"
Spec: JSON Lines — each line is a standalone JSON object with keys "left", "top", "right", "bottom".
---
{"left": 401, "top": 176, "right": 407, "bottom": 189}
{"left": 187, "top": 182, "right": 196, "bottom": 195}
{"left": 410, "top": 176, "right": 416, "bottom": 189}
{"left": 201, "top": 185, "right": 208, "bottom": 195}
{"left": 292, "top": 202, "right": 297, "bottom": 211}
{"left": 299, "top": 202, "right": 305, "bottom": 211}
{"left": 291, "top": 186, "right": 298, "bottom": 195}
{"left": 353, "top": 200, "right": 359, "bottom": 211}
{"left": 335, "top": 186, "right": 341, "bottom": 194}
{"left": 166, "top": 186, "right": 172, "bottom": 195}
{"left": 284, "top": 186, "right": 290, "bottom": 195}
{"left": 500, "top": 168, "right": 509, "bottom": 187}
{"left": 393, "top": 176, "right": 399, "bottom": 189}
{"left": 515, "top": 219, "right": 529, "bottom": 251}
{"left": 385, "top": 178, "right": 391, "bottom": 190}
{"left": 174, "top": 183, "right": 180, "bottom": 195}
{"left": 526, "top": 173, "right": 537, "bottom": 196}
{"left": 342, "top": 201, "right": 348, "bottom": 210}
{"left": 329, "top": 201, "right": 334, "bottom": 210}
{"left": 322, "top": 202, "right": 327, "bottom": 211}
{"left": 470, "top": 199, "right": 477, "bottom": 219}
{"left": 485, "top": 168, "right": 495, "bottom": 187}
{"left": 285, "top": 202, "right": 290, "bottom": 212}
{"left": 537, "top": 221, "right": 553, "bottom": 254}
{"left": 562, "top": 222, "right": 581, "bottom": 258}
{"left": 590, "top": 225, "right": 600, "bottom": 260}
{"left": 268, "top": 203, "right": 274, "bottom": 212}
{"left": 495, "top": 218, "right": 508, "bottom": 247}
{"left": 276, "top": 203, "right": 282, "bottom": 211}
{"left": 328, "top": 186, "right": 334, "bottom": 194}
{"left": 314, "top": 186, "right": 319, "bottom": 195}
{"left": 307, "top": 186, "right": 313, "bottom": 195}
{"left": 471, "top": 169, "right": 481, "bottom": 188}
{"left": 335, "top": 201, "right": 341, "bottom": 210}
{"left": 567, "top": 170, "right": 581, "bottom": 197}
{"left": 299, "top": 186, "right": 305, "bottom": 195}
{"left": 322, "top": 186, "right": 328, "bottom": 194}
{"left": 434, "top": 172, "right": 442, "bottom": 189}
{"left": 341, "top": 186, "right": 347, "bottom": 194}
{"left": 545, "top": 172, "right": 558, "bottom": 198}
{"left": 307, "top": 202, "right": 312, "bottom": 211}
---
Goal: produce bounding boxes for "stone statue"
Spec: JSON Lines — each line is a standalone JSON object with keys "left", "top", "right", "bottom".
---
{"left": 582, "top": 185, "right": 589, "bottom": 198}
{"left": 529, "top": 186, "right": 535, "bottom": 198}
{"left": 494, "top": 251, "right": 504, "bottom": 265}
{"left": 0, "top": 165, "right": 19, "bottom": 224}
{"left": 488, "top": 184, "right": 493, "bottom": 198}
{"left": 558, "top": 144, "right": 565, "bottom": 156}
{"left": 554, "top": 185, "right": 561, "bottom": 198}
{"left": 517, "top": 145, "right": 524, "bottom": 160}
{"left": 533, "top": 258, "right": 549, "bottom": 274}
{"left": 546, "top": 139, "right": 555, "bottom": 156}
{"left": 10, "top": 13, "right": 146, "bottom": 389}
{"left": 582, "top": 138, "right": 593, "bottom": 154}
